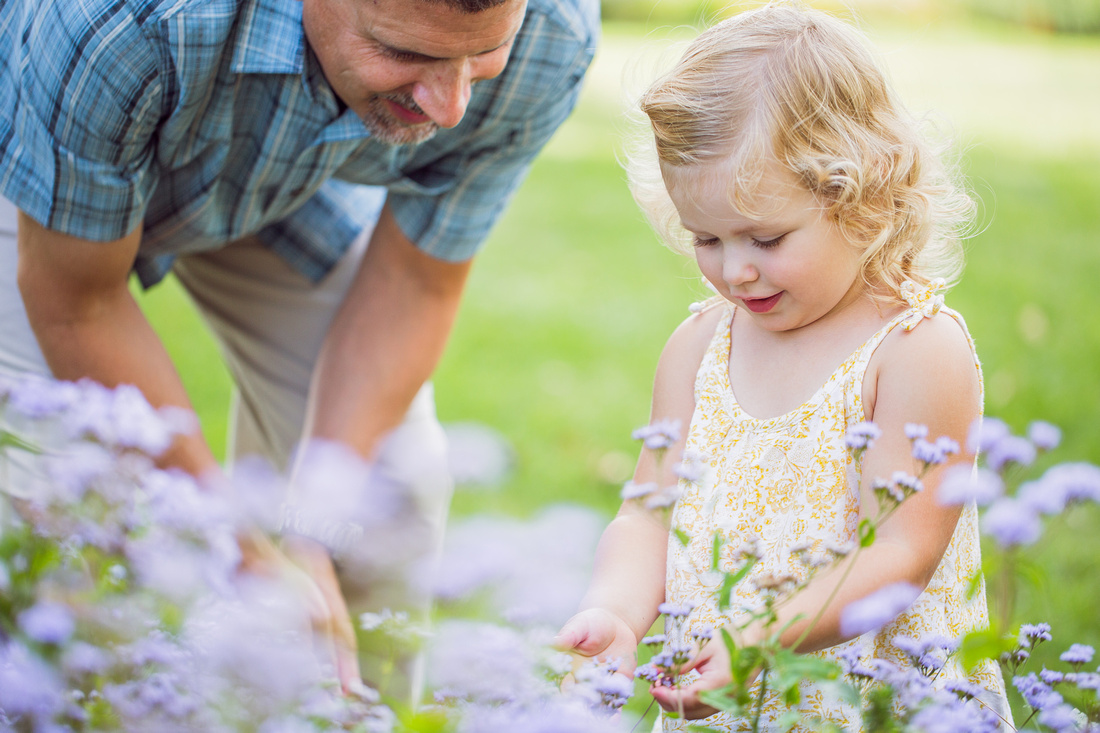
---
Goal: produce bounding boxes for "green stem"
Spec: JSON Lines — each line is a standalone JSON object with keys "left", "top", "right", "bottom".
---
{"left": 750, "top": 666, "right": 768, "bottom": 733}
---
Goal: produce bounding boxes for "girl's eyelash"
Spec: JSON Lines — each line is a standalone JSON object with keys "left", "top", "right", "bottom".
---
{"left": 752, "top": 234, "right": 786, "bottom": 249}
{"left": 691, "top": 234, "right": 787, "bottom": 249}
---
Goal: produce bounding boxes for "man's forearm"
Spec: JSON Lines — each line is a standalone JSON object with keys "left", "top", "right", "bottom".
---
{"left": 17, "top": 214, "right": 218, "bottom": 476}
{"left": 303, "top": 204, "right": 471, "bottom": 459}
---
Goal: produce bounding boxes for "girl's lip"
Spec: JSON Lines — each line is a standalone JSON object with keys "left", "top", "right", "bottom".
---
{"left": 739, "top": 292, "right": 783, "bottom": 313}
{"left": 383, "top": 99, "right": 432, "bottom": 125}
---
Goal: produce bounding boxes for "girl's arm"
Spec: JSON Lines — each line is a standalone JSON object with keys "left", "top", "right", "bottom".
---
{"left": 556, "top": 305, "right": 722, "bottom": 674}
{"left": 654, "top": 312, "right": 981, "bottom": 717}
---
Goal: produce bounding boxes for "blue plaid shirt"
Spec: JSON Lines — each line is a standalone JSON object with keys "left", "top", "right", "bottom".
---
{"left": 0, "top": 0, "right": 597, "bottom": 287}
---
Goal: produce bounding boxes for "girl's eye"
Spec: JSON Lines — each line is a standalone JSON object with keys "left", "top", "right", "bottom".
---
{"left": 692, "top": 236, "right": 719, "bottom": 248}
{"left": 752, "top": 234, "right": 786, "bottom": 249}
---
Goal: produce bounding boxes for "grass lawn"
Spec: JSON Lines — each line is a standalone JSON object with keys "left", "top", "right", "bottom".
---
{"left": 135, "top": 10, "right": 1100, "bottom": 723}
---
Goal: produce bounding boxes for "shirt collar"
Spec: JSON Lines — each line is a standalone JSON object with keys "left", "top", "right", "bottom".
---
{"left": 230, "top": 0, "right": 305, "bottom": 74}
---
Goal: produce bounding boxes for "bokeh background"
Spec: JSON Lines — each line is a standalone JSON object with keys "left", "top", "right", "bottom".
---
{"left": 135, "top": 0, "right": 1100, "bottom": 721}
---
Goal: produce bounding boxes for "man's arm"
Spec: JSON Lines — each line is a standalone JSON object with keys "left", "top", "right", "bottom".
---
{"left": 301, "top": 201, "right": 472, "bottom": 457}
{"left": 16, "top": 212, "right": 219, "bottom": 475}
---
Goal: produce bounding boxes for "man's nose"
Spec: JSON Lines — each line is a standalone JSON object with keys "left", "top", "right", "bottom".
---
{"left": 413, "top": 61, "right": 473, "bottom": 129}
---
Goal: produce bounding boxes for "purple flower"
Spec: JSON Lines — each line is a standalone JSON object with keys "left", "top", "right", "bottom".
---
{"left": 644, "top": 485, "right": 682, "bottom": 510}
{"left": 937, "top": 465, "right": 1003, "bottom": 506}
{"left": 840, "top": 582, "right": 921, "bottom": 637}
{"left": 620, "top": 480, "right": 656, "bottom": 500}
{"left": 0, "top": 641, "right": 64, "bottom": 718}
{"left": 1028, "top": 421, "right": 1062, "bottom": 451}
{"left": 1018, "top": 479, "right": 1067, "bottom": 515}
{"left": 657, "top": 602, "right": 694, "bottom": 618}
{"left": 844, "top": 421, "right": 881, "bottom": 453}
{"left": 641, "top": 634, "right": 666, "bottom": 646}
{"left": 1039, "top": 462, "right": 1100, "bottom": 505}
{"left": 1040, "top": 668, "right": 1065, "bottom": 685}
{"left": 673, "top": 450, "right": 706, "bottom": 483}
{"left": 1014, "top": 672, "right": 1063, "bottom": 710}
{"left": 18, "top": 602, "right": 75, "bottom": 645}
{"left": 967, "top": 417, "right": 1010, "bottom": 456}
{"left": 1060, "top": 644, "right": 1095, "bottom": 665}
{"left": 1068, "top": 672, "right": 1100, "bottom": 692}
{"left": 981, "top": 498, "right": 1042, "bottom": 548}
{"left": 1019, "top": 622, "right": 1053, "bottom": 645}
{"left": 985, "top": 435, "right": 1037, "bottom": 473}
{"left": 904, "top": 423, "right": 929, "bottom": 440}
{"left": 6, "top": 376, "right": 81, "bottom": 418}
{"left": 1038, "top": 703, "right": 1080, "bottom": 731}
{"left": 911, "top": 439, "right": 947, "bottom": 466}
{"left": 944, "top": 679, "right": 985, "bottom": 699}
{"left": 631, "top": 419, "right": 681, "bottom": 450}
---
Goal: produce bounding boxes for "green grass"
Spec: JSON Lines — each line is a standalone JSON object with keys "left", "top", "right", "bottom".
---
{"left": 135, "top": 15, "right": 1100, "bottom": 724}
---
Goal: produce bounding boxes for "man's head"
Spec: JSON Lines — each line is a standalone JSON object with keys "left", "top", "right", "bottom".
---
{"left": 302, "top": 0, "right": 528, "bottom": 145}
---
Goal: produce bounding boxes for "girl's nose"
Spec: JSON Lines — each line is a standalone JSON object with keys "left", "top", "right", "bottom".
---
{"left": 723, "top": 247, "right": 759, "bottom": 286}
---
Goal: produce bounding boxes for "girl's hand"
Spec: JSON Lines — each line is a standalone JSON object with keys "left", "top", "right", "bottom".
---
{"left": 650, "top": 637, "right": 736, "bottom": 720}
{"left": 555, "top": 608, "right": 639, "bottom": 679}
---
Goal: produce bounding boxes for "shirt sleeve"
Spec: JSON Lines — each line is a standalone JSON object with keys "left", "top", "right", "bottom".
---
{"left": 0, "top": 0, "right": 164, "bottom": 240}
{"left": 385, "top": 9, "right": 598, "bottom": 262}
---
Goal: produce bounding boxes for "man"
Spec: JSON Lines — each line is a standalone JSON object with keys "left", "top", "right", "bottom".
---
{"left": 0, "top": 0, "right": 597, "bottom": 695}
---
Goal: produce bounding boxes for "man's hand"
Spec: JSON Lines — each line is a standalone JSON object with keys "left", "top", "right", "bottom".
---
{"left": 279, "top": 535, "right": 362, "bottom": 692}
{"left": 555, "top": 607, "right": 640, "bottom": 681}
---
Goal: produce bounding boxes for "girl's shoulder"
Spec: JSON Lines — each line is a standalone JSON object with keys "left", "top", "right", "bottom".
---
{"left": 663, "top": 298, "right": 727, "bottom": 368}
{"left": 864, "top": 308, "right": 980, "bottom": 420}
{"left": 651, "top": 299, "right": 729, "bottom": 414}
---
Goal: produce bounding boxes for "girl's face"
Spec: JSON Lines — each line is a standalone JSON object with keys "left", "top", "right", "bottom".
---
{"left": 662, "top": 158, "right": 868, "bottom": 333}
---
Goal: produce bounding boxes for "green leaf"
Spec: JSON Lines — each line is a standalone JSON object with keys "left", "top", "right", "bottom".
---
{"left": 0, "top": 430, "right": 41, "bottom": 454}
{"left": 959, "top": 628, "right": 1015, "bottom": 671}
{"left": 711, "top": 533, "right": 723, "bottom": 571}
{"left": 673, "top": 527, "right": 691, "bottom": 547}
{"left": 858, "top": 519, "right": 876, "bottom": 548}
{"left": 698, "top": 686, "right": 747, "bottom": 718}
{"left": 716, "top": 557, "right": 755, "bottom": 611}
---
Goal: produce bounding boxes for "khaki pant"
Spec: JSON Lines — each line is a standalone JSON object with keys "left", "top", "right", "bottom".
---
{"left": 0, "top": 194, "right": 452, "bottom": 701}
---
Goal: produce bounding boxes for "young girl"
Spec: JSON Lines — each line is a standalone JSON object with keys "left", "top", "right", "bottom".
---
{"left": 557, "top": 4, "right": 1011, "bottom": 730}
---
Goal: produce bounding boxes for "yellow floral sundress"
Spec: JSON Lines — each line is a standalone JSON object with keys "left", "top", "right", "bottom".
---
{"left": 662, "top": 289, "right": 1010, "bottom": 732}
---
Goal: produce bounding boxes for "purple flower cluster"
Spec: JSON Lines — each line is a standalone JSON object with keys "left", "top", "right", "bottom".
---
{"left": 844, "top": 421, "right": 881, "bottom": 457}
{"left": 839, "top": 582, "right": 921, "bottom": 637}
{"left": 631, "top": 419, "right": 681, "bottom": 451}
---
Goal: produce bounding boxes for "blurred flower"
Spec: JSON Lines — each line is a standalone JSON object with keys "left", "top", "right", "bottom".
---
{"left": 443, "top": 421, "right": 515, "bottom": 488}
{"left": 1028, "top": 421, "right": 1062, "bottom": 451}
{"left": 631, "top": 419, "right": 681, "bottom": 451}
{"left": 673, "top": 449, "right": 706, "bottom": 484}
{"left": 1019, "top": 622, "right": 1053, "bottom": 645}
{"left": 844, "top": 421, "right": 881, "bottom": 457}
{"left": 1014, "top": 672, "right": 1063, "bottom": 710}
{"left": 18, "top": 602, "right": 75, "bottom": 645}
{"left": 643, "top": 484, "right": 681, "bottom": 510}
{"left": 985, "top": 435, "right": 1037, "bottom": 474}
{"left": 904, "top": 423, "right": 929, "bottom": 440}
{"left": 840, "top": 582, "right": 921, "bottom": 637}
{"left": 1037, "top": 703, "right": 1080, "bottom": 731}
{"left": 937, "top": 465, "right": 1003, "bottom": 506}
{"left": 967, "top": 417, "right": 1010, "bottom": 456}
{"left": 1060, "top": 644, "right": 1095, "bottom": 665}
{"left": 981, "top": 498, "right": 1042, "bottom": 548}
{"left": 620, "top": 480, "right": 656, "bottom": 500}
{"left": 1039, "top": 462, "right": 1100, "bottom": 505}
{"left": 657, "top": 602, "right": 694, "bottom": 618}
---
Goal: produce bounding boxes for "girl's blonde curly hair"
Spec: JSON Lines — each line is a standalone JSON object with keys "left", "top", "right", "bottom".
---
{"left": 627, "top": 2, "right": 976, "bottom": 302}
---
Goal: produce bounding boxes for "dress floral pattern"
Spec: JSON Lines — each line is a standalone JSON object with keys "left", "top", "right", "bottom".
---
{"left": 662, "top": 289, "right": 1010, "bottom": 732}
